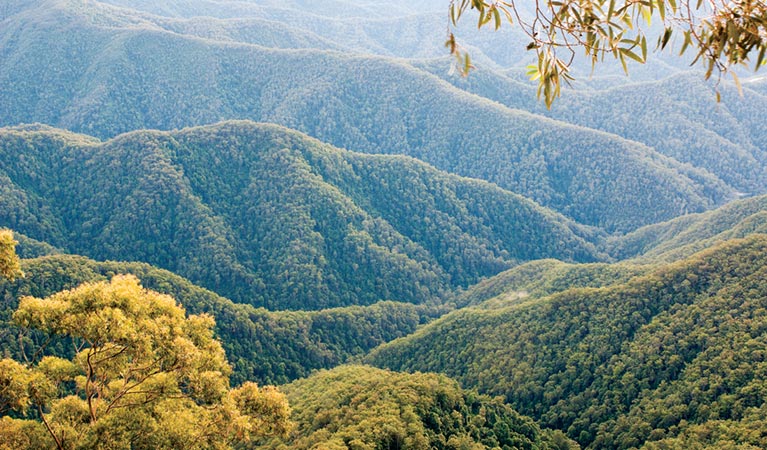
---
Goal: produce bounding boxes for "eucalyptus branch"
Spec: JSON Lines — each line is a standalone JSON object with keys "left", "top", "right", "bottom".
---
{"left": 447, "top": 0, "right": 767, "bottom": 107}
{"left": 37, "top": 403, "right": 64, "bottom": 450}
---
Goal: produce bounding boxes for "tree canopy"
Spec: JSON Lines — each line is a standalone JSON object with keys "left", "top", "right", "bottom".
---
{"left": 263, "top": 365, "right": 577, "bottom": 450}
{"left": 0, "top": 275, "right": 291, "bottom": 450}
{"left": 0, "top": 229, "right": 22, "bottom": 281}
{"left": 448, "top": 0, "right": 767, "bottom": 107}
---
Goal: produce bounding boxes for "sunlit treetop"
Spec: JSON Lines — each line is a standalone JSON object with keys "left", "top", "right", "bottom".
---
{"left": 1, "top": 275, "right": 291, "bottom": 450}
{"left": 447, "top": 0, "right": 767, "bottom": 107}
{"left": 0, "top": 229, "right": 22, "bottom": 281}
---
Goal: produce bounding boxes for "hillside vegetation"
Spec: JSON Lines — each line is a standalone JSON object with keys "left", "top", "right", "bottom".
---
{"left": 607, "top": 194, "right": 767, "bottom": 262}
{"left": 263, "top": 365, "right": 577, "bottom": 450}
{"left": 418, "top": 60, "right": 767, "bottom": 196}
{"left": 368, "top": 235, "right": 767, "bottom": 449}
{"left": 0, "top": 122, "right": 604, "bottom": 309}
{"left": 0, "top": 251, "right": 439, "bottom": 385}
{"left": 2, "top": 1, "right": 767, "bottom": 448}
{"left": 453, "top": 259, "right": 648, "bottom": 309}
{"left": 0, "top": 0, "right": 736, "bottom": 232}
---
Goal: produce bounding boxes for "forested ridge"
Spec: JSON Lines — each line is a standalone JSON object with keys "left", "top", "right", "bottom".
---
{"left": 2, "top": 0, "right": 767, "bottom": 448}
{"left": 0, "top": 239, "right": 579, "bottom": 449}
{"left": 0, "top": 0, "right": 745, "bottom": 232}
{"left": 7, "top": 189, "right": 767, "bottom": 448}
{"left": 368, "top": 235, "right": 767, "bottom": 448}
{"left": 452, "top": 259, "right": 648, "bottom": 309}
{"left": 0, "top": 251, "right": 440, "bottom": 386}
{"left": 417, "top": 60, "right": 767, "bottom": 195}
{"left": 263, "top": 365, "right": 576, "bottom": 450}
{"left": 0, "top": 122, "right": 602, "bottom": 310}
{"left": 606, "top": 194, "right": 767, "bottom": 262}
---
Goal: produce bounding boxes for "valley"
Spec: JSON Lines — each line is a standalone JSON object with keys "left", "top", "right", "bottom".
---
{"left": 1, "top": 1, "right": 766, "bottom": 449}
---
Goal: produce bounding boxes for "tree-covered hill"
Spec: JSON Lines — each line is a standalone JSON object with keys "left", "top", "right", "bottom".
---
{"left": 367, "top": 235, "right": 767, "bottom": 449}
{"left": 606, "top": 194, "right": 767, "bottom": 262}
{"left": 97, "top": 0, "right": 437, "bottom": 20}
{"left": 0, "top": 122, "right": 602, "bottom": 309}
{"left": 416, "top": 59, "right": 767, "bottom": 196}
{"left": 452, "top": 259, "right": 648, "bottom": 310}
{"left": 451, "top": 194, "right": 767, "bottom": 309}
{"left": 0, "top": 0, "right": 734, "bottom": 232}
{"left": 92, "top": 0, "right": 530, "bottom": 68}
{"left": 0, "top": 250, "right": 442, "bottom": 386}
{"left": 262, "top": 365, "right": 577, "bottom": 450}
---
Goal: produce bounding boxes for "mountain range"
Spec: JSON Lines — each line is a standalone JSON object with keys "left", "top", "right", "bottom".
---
{"left": 1, "top": 1, "right": 767, "bottom": 449}
{"left": 368, "top": 234, "right": 767, "bottom": 449}
{"left": 0, "top": 122, "right": 602, "bottom": 309}
{"left": 4, "top": 0, "right": 762, "bottom": 232}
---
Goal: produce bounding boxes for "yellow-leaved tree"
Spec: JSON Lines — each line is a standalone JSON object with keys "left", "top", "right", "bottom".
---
{"left": 0, "top": 229, "right": 22, "bottom": 281}
{"left": 0, "top": 274, "right": 291, "bottom": 450}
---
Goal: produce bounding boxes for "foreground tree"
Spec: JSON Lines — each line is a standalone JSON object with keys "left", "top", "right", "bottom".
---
{"left": 448, "top": 0, "right": 767, "bottom": 106}
{"left": 0, "top": 275, "right": 291, "bottom": 450}
{"left": 0, "top": 229, "right": 22, "bottom": 281}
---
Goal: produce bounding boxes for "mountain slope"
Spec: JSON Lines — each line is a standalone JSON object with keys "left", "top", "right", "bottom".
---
{"left": 415, "top": 60, "right": 767, "bottom": 195}
{"left": 94, "top": 0, "right": 529, "bottom": 67}
{"left": 453, "top": 259, "right": 648, "bottom": 309}
{"left": 367, "top": 235, "right": 767, "bottom": 449}
{"left": 0, "top": 122, "right": 602, "bottom": 309}
{"left": 607, "top": 194, "right": 767, "bottom": 262}
{"left": 263, "top": 365, "right": 576, "bottom": 450}
{"left": 0, "top": 251, "right": 440, "bottom": 385}
{"left": 0, "top": 0, "right": 733, "bottom": 231}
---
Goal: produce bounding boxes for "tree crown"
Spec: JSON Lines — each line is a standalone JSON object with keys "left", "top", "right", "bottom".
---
{"left": 1, "top": 275, "right": 291, "bottom": 450}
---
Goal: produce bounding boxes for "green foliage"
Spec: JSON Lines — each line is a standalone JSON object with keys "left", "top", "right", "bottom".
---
{"left": 0, "top": 416, "right": 50, "bottom": 450}
{"left": 421, "top": 62, "right": 767, "bottom": 196}
{"left": 0, "top": 1, "right": 740, "bottom": 232}
{"left": 368, "top": 235, "right": 767, "bottom": 448}
{"left": 263, "top": 365, "right": 576, "bottom": 450}
{"left": 0, "top": 123, "right": 604, "bottom": 309}
{"left": 0, "top": 275, "right": 291, "bottom": 449}
{"left": 453, "top": 259, "right": 647, "bottom": 309}
{"left": 449, "top": 0, "right": 767, "bottom": 107}
{"left": 0, "top": 253, "right": 439, "bottom": 385}
{"left": 608, "top": 194, "right": 767, "bottom": 262}
{"left": 639, "top": 407, "right": 767, "bottom": 449}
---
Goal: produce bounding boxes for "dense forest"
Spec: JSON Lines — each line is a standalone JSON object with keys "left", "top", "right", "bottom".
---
{"left": 2, "top": 0, "right": 756, "bottom": 232}
{"left": 2, "top": 0, "right": 766, "bottom": 449}
{"left": 605, "top": 194, "right": 767, "bottom": 262}
{"left": 368, "top": 235, "right": 767, "bottom": 449}
{"left": 263, "top": 365, "right": 576, "bottom": 450}
{"left": 420, "top": 61, "right": 767, "bottom": 195}
{"left": 0, "top": 122, "right": 602, "bottom": 309}
{"left": 0, "top": 251, "right": 440, "bottom": 385}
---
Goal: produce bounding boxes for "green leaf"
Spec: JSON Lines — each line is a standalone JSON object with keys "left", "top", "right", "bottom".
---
{"left": 640, "top": 6, "right": 652, "bottom": 25}
{"left": 659, "top": 27, "right": 673, "bottom": 51}
{"left": 620, "top": 47, "right": 644, "bottom": 63}
{"left": 618, "top": 51, "right": 628, "bottom": 74}
{"left": 641, "top": 35, "right": 648, "bottom": 61}
{"left": 501, "top": 5, "right": 514, "bottom": 25}
{"left": 680, "top": 31, "right": 692, "bottom": 55}
{"left": 526, "top": 64, "right": 540, "bottom": 81}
